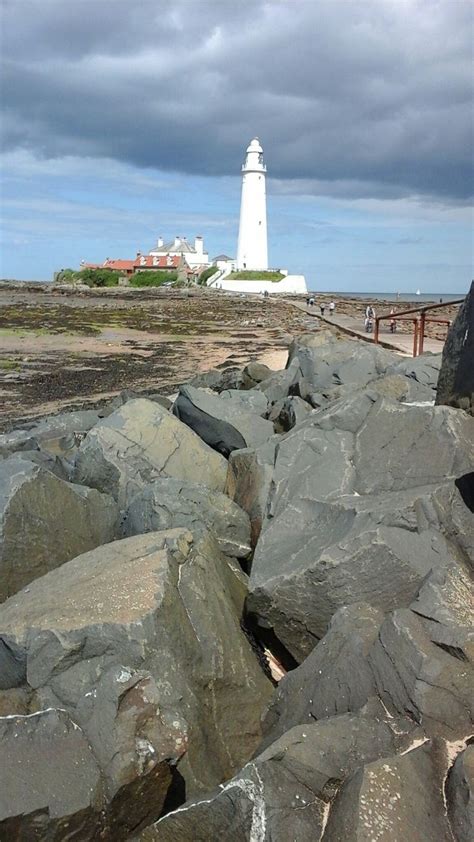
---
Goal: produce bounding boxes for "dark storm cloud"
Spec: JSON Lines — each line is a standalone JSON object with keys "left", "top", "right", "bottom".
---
{"left": 2, "top": 0, "right": 472, "bottom": 201}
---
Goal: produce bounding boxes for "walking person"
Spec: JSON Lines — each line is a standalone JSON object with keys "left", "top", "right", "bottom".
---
{"left": 365, "top": 305, "right": 375, "bottom": 332}
{"left": 329, "top": 301, "right": 335, "bottom": 317}
{"left": 320, "top": 302, "right": 325, "bottom": 316}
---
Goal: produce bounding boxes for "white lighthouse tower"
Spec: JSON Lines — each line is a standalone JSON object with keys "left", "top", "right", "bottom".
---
{"left": 236, "top": 137, "right": 268, "bottom": 270}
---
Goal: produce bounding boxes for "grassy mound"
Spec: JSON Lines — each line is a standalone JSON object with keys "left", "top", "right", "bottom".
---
{"left": 198, "top": 266, "right": 219, "bottom": 285}
{"left": 226, "top": 271, "right": 284, "bottom": 281}
{"left": 57, "top": 268, "right": 120, "bottom": 287}
{"left": 129, "top": 271, "right": 178, "bottom": 287}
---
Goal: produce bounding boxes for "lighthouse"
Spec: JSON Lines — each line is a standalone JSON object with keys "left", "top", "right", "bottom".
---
{"left": 236, "top": 137, "right": 268, "bottom": 270}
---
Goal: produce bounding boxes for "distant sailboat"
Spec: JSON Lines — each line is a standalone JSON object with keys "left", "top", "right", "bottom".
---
{"left": 415, "top": 289, "right": 421, "bottom": 296}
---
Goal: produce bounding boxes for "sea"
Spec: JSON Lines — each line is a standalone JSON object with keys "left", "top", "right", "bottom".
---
{"left": 308, "top": 291, "right": 465, "bottom": 303}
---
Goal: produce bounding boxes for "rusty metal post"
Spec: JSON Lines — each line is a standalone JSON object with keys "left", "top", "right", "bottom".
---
{"left": 374, "top": 317, "right": 380, "bottom": 345}
{"left": 418, "top": 311, "right": 426, "bottom": 355}
{"left": 413, "top": 319, "right": 419, "bottom": 357}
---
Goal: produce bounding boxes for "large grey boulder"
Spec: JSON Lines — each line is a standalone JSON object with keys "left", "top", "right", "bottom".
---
{"left": 173, "top": 385, "right": 274, "bottom": 458}
{"left": 385, "top": 352, "right": 442, "bottom": 400}
{"left": 73, "top": 398, "right": 228, "bottom": 508}
{"left": 365, "top": 559, "right": 474, "bottom": 740}
{"left": 225, "top": 438, "right": 278, "bottom": 546}
{"left": 121, "top": 477, "right": 251, "bottom": 558}
{"left": 287, "top": 336, "right": 397, "bottom": 402}
{"left": 0, "top": 408, "right": 107, "bottom": 460}
{"left": 0, "top": 529, "right": 272, "bottom": 815}
{"left": 436, "top": 281, "right": 473, "bottom": 414}
{"left": 241, "top": 360, "right": 272, "bottom": 389}
{"left": 369, "top": 605, "right": 473, "bottom": 740}
{"left": 446, "top": 745, "right": 474, "bottom": 842}
{"left": 0, "top": 429, "right": 38, "bottom": 459}
{"left": 323, "top": 743, "right": 455, "bottom": 842}
{"left": 263, "top": 560, "right": 474, "bottom": 747}
{"left": 256, "top": 357, "right": 301, "bottom": 404}
{"left": 249, "top": 483, "right": 469, "bottom": 661}
{"left": 219, "top": 388, "right": 268, "bottom": 416}
{"left": 137, "top": 713, "right": 398, "bottom": 842}
{"left": 267, "top": 395, "right": 313, "bottom": 432}
{"left": 187, "top": 366, "right": 243, "bottom": 392}
{"left": 261, "top": 604, "right": 384, "bottom": 749}
{"left": 8, "top": 448, "right": 72, "bottom": 481}
{"left": 0, "top": 455, "right": 117, "bottom": 602}
{"left": 0, "top": 708, "right": 103, "bottom": 840}
{"left": 248, "top": 398, "right": 474, "bottom": 660}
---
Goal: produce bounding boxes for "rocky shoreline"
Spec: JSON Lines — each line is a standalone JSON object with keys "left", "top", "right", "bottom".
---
{"left": 0, "top": 285, "right": 472, "bottom": 840}
{"left": 0, "top": 283, "right": 460, "bottom": 430}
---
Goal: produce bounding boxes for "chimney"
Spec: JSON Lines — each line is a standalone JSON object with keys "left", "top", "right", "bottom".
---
{"left": 136, "top": 252, "right": 141, "bottom": 259}
{"left": 157, "top": 236, "right": 163, "bottom": 248}
{"left": 195, "top": 235, "right": 203, "bottom": 254}
{"left": 173, "top": 236, "right": 181, "bottom": 249}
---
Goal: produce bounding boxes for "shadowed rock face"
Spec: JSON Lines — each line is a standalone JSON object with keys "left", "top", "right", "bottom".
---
{"left": 0, "top": 708, "right": 104, "bottom": 840}
{"left": 0, "top": 455, "right": 117, "bottom": 602}
{"left": 0, "top": 529, "right": 273, "bottom": 836}
{"left": 261, "top": 604, "right": 385, "bottom": 750}
{"left": 261, "top": 560, "right": 474, "bottom": 746}
{"left": 446, "top": 745, "right": 474, "bottom": 842}
{"left": 73, "top": 398, "right": 228, "bottom": 508}
{"left": 436, "top": 281, "right": 474, "bottom": 415}
{"left": 135, "top": 713, "right": 400, "bottom": 842}
{"left": 173, "top": 385, "right": 273, "bottom": 458}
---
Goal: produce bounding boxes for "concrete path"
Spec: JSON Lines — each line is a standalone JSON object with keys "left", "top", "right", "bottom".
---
{"left": 287, "top": 301, "right": 446, "bottom": 356}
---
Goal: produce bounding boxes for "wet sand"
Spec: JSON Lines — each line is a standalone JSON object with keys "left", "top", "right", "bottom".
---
{"left": 0, "top": 283, "right": 458, "bottom": 431}
{"left": 0, "top": 285, "right": 318, "bottom": 429}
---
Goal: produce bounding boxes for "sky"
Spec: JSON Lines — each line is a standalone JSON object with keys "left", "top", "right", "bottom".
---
{"left": 1, "top": 0, "right": 473, "bottom": 293}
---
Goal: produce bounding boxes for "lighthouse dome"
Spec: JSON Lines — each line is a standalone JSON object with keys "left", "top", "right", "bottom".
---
{"left": 246, "top": 137, "right": 263, "bottom": 154}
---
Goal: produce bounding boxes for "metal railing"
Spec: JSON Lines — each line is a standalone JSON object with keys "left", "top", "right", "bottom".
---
{"left": 374, "top": 299, "right": 464, "bottom": 357}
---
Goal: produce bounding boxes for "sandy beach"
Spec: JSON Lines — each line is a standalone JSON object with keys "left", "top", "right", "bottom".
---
{"left": 0, "top": 283, "right": 459, "bottom": 430}
{"left": 0, "top": 284, "right": 314, "bottom": 429}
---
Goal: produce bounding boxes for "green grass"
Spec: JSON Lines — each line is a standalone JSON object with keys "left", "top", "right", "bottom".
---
{"left": 56, "top": 268, "right": 120, "bottom": 287}
{"left": 198, "top": 266, "right": 219, "bottom": 285}
{"left": 226, "top": 270, "right": 285, "bottom": 281}
{"left": 0, "top": 358, "right": 20, "bottom": 370}
{"left": 129, "top": 271, "right": 178, "bottom": 287}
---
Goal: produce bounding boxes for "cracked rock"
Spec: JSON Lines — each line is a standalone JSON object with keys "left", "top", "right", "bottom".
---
{"left": 121, "top": 477, "right": 251, "bottom": 558}
{"left": 136, "top": 712, "right": 397, "bottom": 842}
{"left": 0, "top": 529, "right": 272, "bottom": 822}
{"left": 0, "top": 708, "right": 103, "bottom": 840}
{"left": 248, "top": 398, "right": 474, "bottom": 660}
{"left": 323, "top": 742, "right": 454, "bottom": 842}
{"left": 261, "top": 604, "right": 384, "bottom": 749}
{"left": 0, "top": 454, "right": 117, "bottom": 602}
{"left": 225, "top": 437, "right": 278, "bottom": 546}
{"left": 73, "top": 398, "right": 228, "bottom": 508}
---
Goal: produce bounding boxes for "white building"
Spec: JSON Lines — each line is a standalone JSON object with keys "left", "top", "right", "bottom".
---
{"left": 149, "top": 235, "right": 210, "bottom": 270}
{"left": 236, "top": 138, "right": 268, "bottom": 270}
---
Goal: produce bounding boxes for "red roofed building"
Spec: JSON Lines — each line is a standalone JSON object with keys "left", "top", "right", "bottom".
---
{"left": 81, "top": 234, "right": 210, "bottom": 281}
{"left": 83, "top": 254, "right": 182, "bottom": 276}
